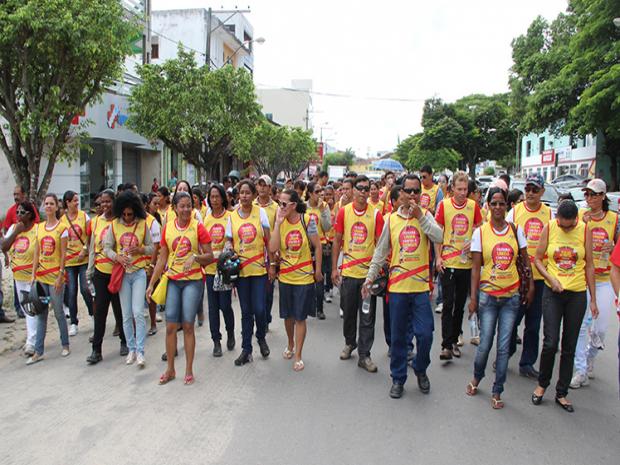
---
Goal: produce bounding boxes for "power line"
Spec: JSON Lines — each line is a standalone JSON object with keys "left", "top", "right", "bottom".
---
{"left": 255, "top": 84, "right": 427, "bottom": 103}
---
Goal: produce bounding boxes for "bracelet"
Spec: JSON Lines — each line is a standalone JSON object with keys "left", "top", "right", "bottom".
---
{"left": 269, "top": 263, "right": 277, "bottom": 267}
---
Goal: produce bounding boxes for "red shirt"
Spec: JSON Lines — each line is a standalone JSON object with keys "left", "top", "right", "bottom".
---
{"left": 610, "top": 240, "right": 620, "bottom": 268}
{"left": 435, "top": 198, "right": 483, "bottom": 226}
{"left": 334, "top": 204, "right": 384, "bottom": 239}
{"left": 3, "top": 203, "right": 40, "bottom": 231}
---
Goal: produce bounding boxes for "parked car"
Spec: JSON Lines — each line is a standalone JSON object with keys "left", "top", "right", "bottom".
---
{"left": 569, "top": 187, "right": 587, "bottom": 209}
{"left": 551, "top": 174, "right": 588, "bottom": 191}
{"left": 511, "top": 179, "right": 561, "bottom": 211}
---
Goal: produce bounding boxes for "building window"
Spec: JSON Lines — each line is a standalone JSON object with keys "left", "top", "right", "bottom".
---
{"left": 225, "top": 24, "right": 236, "bottom": 34}
{"left": 569, "top": 164, "right": 577, "bottom": 175}
{"left": 542, "top": 167, "right": 548, "bottom": 181}
{"left": 579, "top": 163, "right": 589, "bottom": 177}
{"left": 539, "top": 136, "right": 545, "bottom": 154}
{"left": 526, "top": 140, "right": 531, "bottom": 157}
{"left": 151, "top": 43, "right": 159, "bottom": 59}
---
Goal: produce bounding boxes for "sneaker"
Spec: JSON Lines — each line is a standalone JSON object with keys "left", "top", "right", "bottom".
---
{"left": 324, "top": 292, "right": 332, "bottom": 303}
{"left": 119, "top": 343, "right": 129, "bottom": 356}
{"left": 258, "top": 339, "right": 270, "bottom": 358}
{"left": 340, "top": 344, "right": 357, "bottom": 360}
{"left": 434, "top": 302, "right": 443, "bottom": 314}
{"left": 136, "top": 353, "right": 145, "bottom": 368}
{"left": 234, "top": 351, "right": 253, "bottom": 366}
{"left": 587, "top": 360, "right": 595, "bottom": 379}
{"left": 69, "top": 324, "right": 78, "bottom": 337}
{"left": 126, "top": 352, "right": 137, "bottom": 365}
{"left": 63, "top": 305, "right": 70, "bottom": 318}
{"left": 452, "top": 345, "right": 462, "bottom": 358}
{"left": 569, "top": 372, "right": 589, "bottom": 389}
{"left": 456, "top": 335, "right": 464, "bottom": 347}
{"left": 439, "top": 348, "right": 453, "bottom": 360}
{"left": 317, "top": 311, "right": 326, "bottom": 320}
{"left": 358, "top": 356, "right": 378, "bottom": 373}
{"left": 26, "top": 353, "right": 44, "bottom": 365}
{"left": 156, "top": 314, "right": 163, "bottom": 322}
{"left": 213, "top": 341, "right": 223, "bottom": 357}
{"left": 61, "top": 347, "right": 71, "bottom": 357}
{"left": 24, "top": 344, "right": 35, "bottom": 357}
{"left": 339, "top": 308, "right": 343, "bottom": 318}
{"left": 470, "top": 336, "right": 480, "bottom": 346}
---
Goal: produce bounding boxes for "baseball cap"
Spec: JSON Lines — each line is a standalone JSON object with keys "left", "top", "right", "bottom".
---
{"left": 257, "top": 174, "right": 272, "bottom": 186}
{"left": 583, "top": 178, "right": 606, "bottom": 194}
{"left": 525, "top": 173, "right": 545, "bottom": 189}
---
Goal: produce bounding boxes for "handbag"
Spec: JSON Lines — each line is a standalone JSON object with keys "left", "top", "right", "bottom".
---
{"left": 509, "top": 222, "right": 532, "bottom": 305}
{"left": 150, "top": 229, "right": 188, "bottom": 304}
{"left": 107, "top": 221, "right": 139, "bottom": 294}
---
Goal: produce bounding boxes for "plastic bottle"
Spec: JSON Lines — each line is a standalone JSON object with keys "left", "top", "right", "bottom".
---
{"left": 600, "top": 239, "right": 610, "bottom": 262}
{"left": 460, "top": 239, "right": 471, "bottom": 264}
{"left": 362, "top": 297, "right": 371, "bottom": 314}
{"left": 87, "top": 279, "right": 96, "bottom": 298}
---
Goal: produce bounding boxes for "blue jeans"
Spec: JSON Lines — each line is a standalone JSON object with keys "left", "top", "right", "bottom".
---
{"left": 119, "top": 269, "right": 147, "bottom": 355}
{"left": 34, "top": 282, "right": 69, "bottom": 355}
{"left": 66, "top": 264, "right": 93, "bottom": 325}
{"left": 164, "top": 279, "right": 203, "bottom": 324}
{"left": 237, "top": 275, "right": 267, "bottom": 353}
{"left": 388, "top": 291, "right": 434, "bottom": 385}
{"left": 205, "top": 275, "right": 234, "bottom": 341}
{"left": 509, "top": 280, "right": 544, "bottom": 370}
{"left": 474, "top": 292, "right": 520, "bottom": 395}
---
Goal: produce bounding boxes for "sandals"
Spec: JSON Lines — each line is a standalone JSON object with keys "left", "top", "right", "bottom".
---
{"left": 491, "top": 397, "right": 504, "bottom": 409}
{"left": 283, "top": 347, "right": 295, "bottom": 360}
{"left": 158, "top": 372, "right": 176, "bottom": 385}
{"left": 148, "top": 328, "right": 157, "bottom": 336}
{"left": 531, "top": 387, "right": 545, "bottom": 405}
{"left": 184, "top": 374, "right": 195, "bottom": 385}
{"left": 293, "top": 360, "right": 304, "bottom": 372}
{"left": 466, "top": 382, "right": 478, "bottom": 396}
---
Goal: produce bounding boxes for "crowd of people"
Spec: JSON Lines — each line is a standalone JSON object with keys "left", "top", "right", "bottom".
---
{"left": 0, "top": 166, "right": 618, "bottom": 410}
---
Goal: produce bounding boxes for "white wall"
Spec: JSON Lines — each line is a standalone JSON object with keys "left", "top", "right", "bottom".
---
{"left": 152, "top": 10, "right": 208, "bottom": 66}
{"left": 257, "top": 87, "right": 311, "bottom": 129}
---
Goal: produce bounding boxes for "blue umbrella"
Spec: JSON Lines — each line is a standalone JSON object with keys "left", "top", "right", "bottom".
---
{"left": 372, "top": 158, "right": 404, "bottom": 171}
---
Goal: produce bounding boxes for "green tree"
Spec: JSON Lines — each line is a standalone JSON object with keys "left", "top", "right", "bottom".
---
{"left": 396, "top": 133, "right": 461, "bottom": 172}
{"left": 128, "top": 48, "right": 261, "bottom": 176}
{"left": 322, "top": 148, "right": 355, "bottom": 170}
{"left": 483, "top": 166, "right": 496, "bottom": 175}
{"left": 510, "top": 0, "right": 620, "bottom": 187}
{"left": 242, "top": 119, "right": 316, "bottom": 181}
{"left": 0, "top": 0, "right": 136, "bottom": 204}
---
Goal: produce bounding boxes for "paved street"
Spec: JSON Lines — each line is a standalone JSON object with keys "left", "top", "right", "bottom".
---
{"left": 0, "top": 285, "right": 619, "bottom": 465}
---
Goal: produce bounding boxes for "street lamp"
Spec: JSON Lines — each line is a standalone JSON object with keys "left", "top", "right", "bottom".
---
{"left": 226, "top": 37, "right": 265, "bottom": 65}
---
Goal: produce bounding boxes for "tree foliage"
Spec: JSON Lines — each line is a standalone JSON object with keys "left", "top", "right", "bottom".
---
{"left": 322, "top": 148, "right": 355, "bottom": 170}
{"left": 241, "top": 119, "right": 316, "bottom": 181}
{"left": 510, "top": 0, "right": 620, "bottom": 187}
{"left": 396, "top": 133, "right": 461, "bottom": 172}
{"left": 128, "top": 48, "right": 261, "bottom": 175}
{"left": 0, "top": 0, "right": 136, "bottom": 204}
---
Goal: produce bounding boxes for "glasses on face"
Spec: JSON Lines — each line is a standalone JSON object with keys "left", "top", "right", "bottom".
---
{"left": 355, "top": 185, "right": 370, "bottom": 193}
{"left": 16, "top": 209, "right": 28, "bottom": 216}
{"left": 489, "top": 201, "right": 507, "bottom": 207}
{"left": 279, "top": 201, "right": 293, "bottom": 208}
{"left": 402, "top": 187, "right": 421, "bottom": 195}
{"left": 584, "top": 191, "right": 603, "bottom": 198}
{"left": 525, "top": 185, "right": 541, "bottom": 193}
{"left": 314, "top": 190, "right": 323, "bottom": 195}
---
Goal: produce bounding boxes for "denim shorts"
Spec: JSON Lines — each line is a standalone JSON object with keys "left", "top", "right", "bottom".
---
{"left": 279, "top": 282, "right": 314, "bottom": 321}
{"left": 165, "top": 279, "right": 204, "bottom": 324}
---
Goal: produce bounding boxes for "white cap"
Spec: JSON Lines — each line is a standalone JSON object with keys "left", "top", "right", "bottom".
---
{"left": 583, "top": 178, "right": 606, "bottom": 194}
{"left": 258, "top": 174, "right": 272, "bottom": 186}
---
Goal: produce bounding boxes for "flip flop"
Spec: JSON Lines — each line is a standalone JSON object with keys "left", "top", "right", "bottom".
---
{"left": 184, "top": 374, "right": 195, "bottom": 385}
{"left": 148, "top": 328, "right": 157, "bottom": 336}
{"left": 491, "top": 397, "right": 504, "bottom": 409}
{"left": 158, "top": 372, "right": 175, "bottom": 385}
{"left": 466, "top": 382, "right": 478, "bottom": 396}
{"left": 293, "top": 360, "right": 304, "bottom": 372}
{"left": 283, "top": 347, "right": 295, "bottom": 360}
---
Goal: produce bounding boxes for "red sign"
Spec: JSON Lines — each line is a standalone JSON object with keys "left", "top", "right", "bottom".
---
{"left": 316, "top": 142, "right": 324, "bottom": 162}
{"left": 542, "top": 149, "right": 555, "bottom": 165}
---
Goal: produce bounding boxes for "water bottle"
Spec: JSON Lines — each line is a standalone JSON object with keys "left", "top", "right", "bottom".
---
{"left": 87, "top": 279, "right": 96, "bottom": 298}
{"left": 469, "top": 315, "right": 479, "bottom": 338}
{"left": 600, "top": 239, "right": 610, "bottom": 262}
{"left": 460, "top": 239, "right": 471, "bottom": 264}
{"left": 362, "top": 296, "right": 371, "bottom": 314}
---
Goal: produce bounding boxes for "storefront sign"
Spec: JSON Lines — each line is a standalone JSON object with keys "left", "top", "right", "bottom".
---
{"left": 541, "top": 149, "right": 555, "bottom": 165}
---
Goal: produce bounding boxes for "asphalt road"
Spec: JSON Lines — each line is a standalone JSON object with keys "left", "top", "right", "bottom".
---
{"left": 0, "top": 289, "right": 619, "bottom": 465}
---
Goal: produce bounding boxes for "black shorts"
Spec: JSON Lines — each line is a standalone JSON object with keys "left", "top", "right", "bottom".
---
{"left": 279, "top": 282, "right": 314, "bottom": 321}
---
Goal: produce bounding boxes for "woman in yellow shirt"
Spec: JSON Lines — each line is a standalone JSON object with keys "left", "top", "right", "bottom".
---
{"left": 28, "top": 194, "right": 69, "bottom": 365}
{"left": 532, "top": 200, "right": 597, "bottom": 412}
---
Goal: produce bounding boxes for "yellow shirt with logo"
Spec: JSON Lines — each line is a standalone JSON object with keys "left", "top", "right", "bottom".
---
{"left": 586, "top": 211, "right": 618, "bottom": 283}
{"left": 164, "top": 217, "right": 203, "bottom": 281}
{"left": 546, "top": 220, "right": 587, "bottom": 292}
{"left": 479, "top": 223, "right": 520, "bottom": 297}
{"left": 512, "top": 202, "right": 552, "bottom": 281}
{"left": 420, "top": 184, "right": 439, "bottom": 212}
{"left": 440, "top": 198, "right": 477, "bottom": 270}
{"left": 368, "top": 199, "right": 385, "bottom": 215}
{"left": 307, "top": 204, "right": 328, "bottom": 245}
{"left": 9, "top": 224, "right": 37, "bottom": 282}
{"left": 254, "top": 199, "right": 277, "bottom": 230}
{"left": 230, "top": 206, "right": 266, "bottom": 278}
{"left": 388, "top": 212, "right": 430, "bottom": 293}
{"left": 278, "top": 214, "right": 314, "bottom": 285}
{"left": 203, "top": 210, "right": 231, "bottom": 275}
{"left": 35, "top": 221, "right": 67, "bottom": 285}
{"left": 110, "top": 218, "right": 149, "bottom": 271}
{"left": 93, "top": 215, "right": 114, "bottom": 274}
{"left": 61, "top": 211, "right": 89, "bottom": 267}
{"left": 341, "top": 203, "right": 378, "bottom": 279}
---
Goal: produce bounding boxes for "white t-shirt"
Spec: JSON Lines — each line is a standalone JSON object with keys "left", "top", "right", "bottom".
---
{"left": 225, "top": 207, "right": 271, "bottom": 238}
{"left": 149, "top": 219, "right": 162, "bottom": 244}
{"left": 471, "top": 223, "right": 527, "bottom": 253}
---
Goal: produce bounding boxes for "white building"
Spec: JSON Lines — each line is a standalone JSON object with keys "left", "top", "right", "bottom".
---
{"left": 256, "top": 80, "right": 313, "bottom": 129}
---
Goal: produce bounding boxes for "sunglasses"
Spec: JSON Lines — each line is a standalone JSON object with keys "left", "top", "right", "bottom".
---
{"left": 489, "top": 201, "right": 507, "bottom": 207}
{"left": 16, "top": 209, "right": 28, "bottom": 216}
{"left": 279, "top": 201, "right": 294, "bottom": 208}
{"left": 584, "top": 191, "right": 603, "bottom": 197}
{"left": 525, "top": 186, "right": 541, "bottom": 193}
{"left": 355, "top": 185, "right": 370, "bottom": 192}
{"left": 402, "top": 187, "right": 421, "bottom": 195}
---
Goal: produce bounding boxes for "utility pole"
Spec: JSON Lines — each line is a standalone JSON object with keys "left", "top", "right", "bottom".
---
{"left": 205, "top": 7, "right": 212, "bottom": 70}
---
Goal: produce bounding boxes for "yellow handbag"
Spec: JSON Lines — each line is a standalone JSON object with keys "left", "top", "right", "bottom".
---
{"left": 151, "top": 274, "right": 169, "bottom": 305}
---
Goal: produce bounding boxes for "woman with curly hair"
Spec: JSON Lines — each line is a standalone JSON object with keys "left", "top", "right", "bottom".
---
{"left": 103, "top": 191, "right": 154, "bottom": 368}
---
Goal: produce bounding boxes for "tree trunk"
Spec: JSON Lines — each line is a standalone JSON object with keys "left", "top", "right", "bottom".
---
{"left": 605, "top": 135, "right": 620, "bottom": 191}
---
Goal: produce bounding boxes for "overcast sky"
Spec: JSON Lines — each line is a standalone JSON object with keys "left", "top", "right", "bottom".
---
{"left": 153, "top": 0, "right": 567, "bottom": 158}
